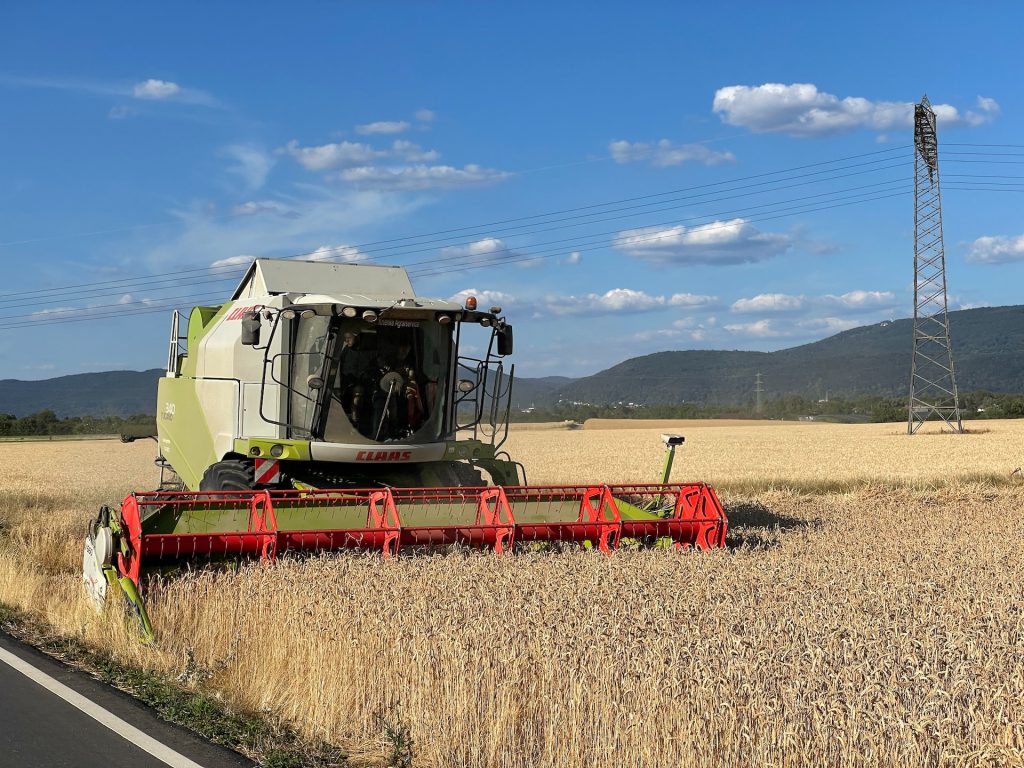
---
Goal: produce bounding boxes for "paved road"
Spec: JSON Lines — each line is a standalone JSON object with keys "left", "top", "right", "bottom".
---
{"left": 0, "top": 632, "right": 253, "bottom": 768}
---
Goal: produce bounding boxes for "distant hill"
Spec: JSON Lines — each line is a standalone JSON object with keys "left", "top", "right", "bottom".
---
{"left": 4, "top": 305, "right": 1024, "bottom": 416}
{"left": 0, "top": 369, "right": 163, "bottom": 417}
{"left": 539, "top": 305, "right": 1024, "bottom": 406}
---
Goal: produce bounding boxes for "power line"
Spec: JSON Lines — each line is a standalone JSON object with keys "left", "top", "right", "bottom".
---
{"left": 8, "top": 150, "right": 1024, "bottom": 332}
{"left": 0, "top": 162, "right": 911, "bottom": 310}
{"left": 407, "top": 188, "right": 912, "bottom": 279}
{"left": 0, "top": 154, "right": 912, "bottom": 306}
{"left": 0, "top": 145, "right": 911, "bottom": 301}
{"left": 6, "top": 180, "right": 1021, "bottom": 330}
{"left": 0, "top": 177, "right": 910, "bottom": 314}
{"left": 0, "top": 186, "right": 913, "bottom": 331}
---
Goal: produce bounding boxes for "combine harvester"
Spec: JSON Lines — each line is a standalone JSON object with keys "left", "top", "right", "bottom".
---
{"left": 83, "top": 259, "right": 727, "bottom": 637}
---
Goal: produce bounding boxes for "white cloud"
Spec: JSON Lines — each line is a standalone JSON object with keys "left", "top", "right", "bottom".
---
{"left": 731, "top": 293, "right": 805, "bottom": 313}
{"left": 966, "top": 234, "right": 1024, "bottom": 264}
{"left": 279, "top": 139, "right": 385, "bottom": 172}
{"left": 415, "top": 108, "right": 436, "bottom": 122}
{"left": 549, "top": 288, "right": 669, "bottom": 317}
{"left": 30, "top": 306, "right": 78, "bottom": 318}
{"left": 132, "top": 79, "right": 181, "bottom": 100}
{"left": 609, "top": 139, "right": 735, "bottom": 167}
{"left": 563, "top": 251, "right": 582, "bottom": 265}
{"left": 144, "top": 186, "right": 420, "bottom": 271}
{"left": 798, "top": 317, "right": 860, "bottom": 334}
{"left": 337, "top": 163, "right": 511, "bottom": 191}
{"left": 210, "top": 255, "right": 256, "bottom": 269}
{"left": 725, "top": 316, "right": 861, "bottom": 339}
{"left": 356, "top": 120, "right": 411, "bottom": 135}
{"left": 669, "top": 293, "right": 718, "bottom": 307}
{"left": 712, "top": 83, "right": 1000, "bottom": 137}
{"left": 972, "top": 96, "right": 1001, "bottom": 124}
{"left": 0, "top": 74, "right": 219, "bottom": 107}
{"left": 224, "top": 144, "right": 275, "bottom": 191}
{"left": 630, "top": 328, "right": 687, "bottom": 343}
{"left": 723, "top": 319, "right": 785, "bottom": 338}
{"left": 391, "top": 140, "right": 440, "bottom": 162}
{"left": 822, "top": 290, "right": 896, "bottom": 309}
{"left": 450, "top": 287, "right": 714, "bottom": 319}
{"left": 449, "top": 288, "right": 516, "bottom": 309}
{"left": 613, "top": 218, "right": 791, "bottom": 265}
{"left": 730, "top": 289, "right": 897, "bottom": 314}
{"left": 307, "top": 244, "right": 367, "bottom": 263}
{"left": 441, "top": 237, "right": 521, "bottom": 266}
{"left": 230, "top": 200, "right": 299, "bottom": 218}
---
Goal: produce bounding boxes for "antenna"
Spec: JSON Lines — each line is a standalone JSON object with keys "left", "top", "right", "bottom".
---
{"left": 755, "top": 371, "right": 764, "bottom": 414}
{"left": 908, "top": 95, "right": 963, "bottom": 434}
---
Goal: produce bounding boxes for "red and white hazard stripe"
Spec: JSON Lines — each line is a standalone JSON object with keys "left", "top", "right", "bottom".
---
{"left": 254, "top": 459, "right": 281, "bottom": 486}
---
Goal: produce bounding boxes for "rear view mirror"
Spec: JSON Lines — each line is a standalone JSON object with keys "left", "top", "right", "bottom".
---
{"left": 241, "top": 311, "right": 261, "bottom": 346}
{"left": 497, "top": 324, "right": 513, "bottom": 356}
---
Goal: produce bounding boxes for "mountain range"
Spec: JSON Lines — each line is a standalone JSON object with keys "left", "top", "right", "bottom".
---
{"left": 3, "top": 305, "right": 1023, "bottom": 417}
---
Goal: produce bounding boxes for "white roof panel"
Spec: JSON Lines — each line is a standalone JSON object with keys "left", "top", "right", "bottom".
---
{"left": 232, "top": 258, "right": 416, "bottom": 301}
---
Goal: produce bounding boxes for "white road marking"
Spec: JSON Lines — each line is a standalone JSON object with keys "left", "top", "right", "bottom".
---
{"left": 0, "top": 644, "right": 206, "bottom": 768}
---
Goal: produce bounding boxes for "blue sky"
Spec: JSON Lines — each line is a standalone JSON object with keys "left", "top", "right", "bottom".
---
{"left": 1, "top": 1, "right": 1022, "bottom": 380}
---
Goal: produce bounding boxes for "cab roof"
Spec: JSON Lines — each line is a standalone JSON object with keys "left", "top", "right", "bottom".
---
{"left": 232, "top": 257, "right": 416, "bottom": 301}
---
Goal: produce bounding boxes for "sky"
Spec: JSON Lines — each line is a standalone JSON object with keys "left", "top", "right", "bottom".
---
{"left": 1, "top": 1, "right": 1023, "bottom": 380}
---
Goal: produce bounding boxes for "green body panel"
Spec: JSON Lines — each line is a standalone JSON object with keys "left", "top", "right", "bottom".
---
{"left": 233, "top": 438, "right": 312, "bottom": 462}
{"left": 179, "top": 305, "right": 225, "bottom": 377}
{"left": 474, "top": 457, "right": 520, "bottom": 486}
{"left": 157, "top": 376, "right": 222, "bottom": 491}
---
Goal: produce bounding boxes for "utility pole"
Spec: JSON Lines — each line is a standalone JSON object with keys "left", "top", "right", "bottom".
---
{"left": 908, "top": 95, "right": 963, "bottom": 434}
{"left": 755, "top": 372, "right": 764, "bottom": 414}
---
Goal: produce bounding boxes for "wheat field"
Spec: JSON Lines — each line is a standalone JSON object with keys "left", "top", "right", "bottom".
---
{"left": 1, "top": 421, "right": 1024, "bottom": 766}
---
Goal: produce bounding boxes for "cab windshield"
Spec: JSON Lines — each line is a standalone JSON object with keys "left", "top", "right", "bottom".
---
{"left": 289, "top": 315, "right": 451, "bottom": 443}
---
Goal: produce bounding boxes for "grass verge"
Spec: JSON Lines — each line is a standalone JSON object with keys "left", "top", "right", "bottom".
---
{"left": 0, "top": 603, "right": 347, "bottom": 768}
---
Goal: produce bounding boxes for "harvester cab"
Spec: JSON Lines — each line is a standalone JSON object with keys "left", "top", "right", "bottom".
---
{"left": 85, "top": 258, "right": 727, "bottom": 639}
{"left": 157, "top": 258, "right": 520, "bottom": 493}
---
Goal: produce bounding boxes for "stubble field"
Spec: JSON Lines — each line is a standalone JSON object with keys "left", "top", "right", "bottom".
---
{"left": 1, "top": 420, "right": 1023, "bottom": 767}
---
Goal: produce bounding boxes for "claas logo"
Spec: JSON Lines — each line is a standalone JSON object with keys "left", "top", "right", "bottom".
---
{"left": 226, "top": 305, "right": 257, "bottom": 321}
{"left": 356, "top": 450, "right": 413, "bottom": 462}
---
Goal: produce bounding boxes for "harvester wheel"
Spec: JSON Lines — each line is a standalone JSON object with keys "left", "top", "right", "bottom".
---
{"left": 443, "top": 461, "right": 486, "bottom": 488}
{"left": 199, "top": 459, "right": 254, "bottom": 492}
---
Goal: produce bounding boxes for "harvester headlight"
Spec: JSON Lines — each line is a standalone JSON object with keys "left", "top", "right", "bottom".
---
{"left": 342, "top": 306, "right": 358, "bottom": 318}
{"left": 307, "top": 374, "right": 324, "bottom": 390}
{"left": 362, "top": 310, "right": 378, "bottom": 323}
{"left": 281, "top": 309, "right": 298, "bottom": 320}
{"left": 457, "top": 379, "right": 475, "bottom": 393}
{"left": 270, "top": 444, "right": 284, "bottom": 458}
{"left": 437, "top": 314, "right": 452, "bottom": 325}
{"left": 480, "top": 317, "right": 492, "bottom": 327}
{"left": 464, "top": 295, "right": 477, "bottom": 310}
{"left": 250, "top": 446, "right": 262, "bottom": 456}
{"left": 300, "top": 309, "right": 316, "bottom": 318}
{"left": 490, "top": 306, "right": 502, "bottom": 314}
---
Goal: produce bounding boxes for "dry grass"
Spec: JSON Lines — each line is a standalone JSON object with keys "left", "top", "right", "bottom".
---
{"left": 2, "top": 423, "right": 1024, "bottom": 766}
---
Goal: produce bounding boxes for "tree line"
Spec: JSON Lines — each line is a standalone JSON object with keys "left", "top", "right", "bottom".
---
{"left": 0, "top": 411, "right": 155, "bottom": 437}
{"left": 5, "top": 389, "right": 1024, "bottom": 436}
{"left": 511, "top": 390, "right": 1024, "bottom": 424}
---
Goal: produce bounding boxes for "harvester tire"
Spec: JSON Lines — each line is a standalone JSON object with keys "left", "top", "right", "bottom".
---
{"left": 199, "top": 460, "right": 254, "bottom": 492}
{"left": 443, "top": 461, "right": 486, "bottom": 488}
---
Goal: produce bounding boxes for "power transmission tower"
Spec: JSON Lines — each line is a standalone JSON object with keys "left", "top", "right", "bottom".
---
{"left": 908, "top": 95, "right": 963, "bottom": 434}
{"left": 755, "top": 372, "right": 764, "bottom": 414}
